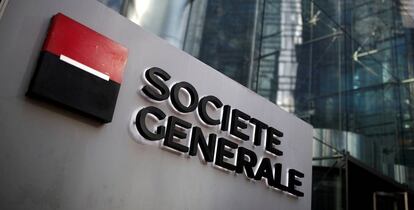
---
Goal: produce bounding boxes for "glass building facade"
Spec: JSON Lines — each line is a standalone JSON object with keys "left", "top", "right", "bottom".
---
{"left": 99, "top": 0, "right": 414, "bottom": 209}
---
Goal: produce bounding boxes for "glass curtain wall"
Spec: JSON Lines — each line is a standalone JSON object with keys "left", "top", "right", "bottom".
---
{"left": 295, "top": 0, "right": 414, "bottom": 187}
{"left": 187, "top": 0, "right": 414, "bottom": 190}
{"left": 98, "top": 0, "right": 414, "bottom": 209}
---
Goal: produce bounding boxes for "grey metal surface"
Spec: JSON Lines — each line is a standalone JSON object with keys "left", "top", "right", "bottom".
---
{"left": 0, "top": 0, "right": 313, "bottom": 209}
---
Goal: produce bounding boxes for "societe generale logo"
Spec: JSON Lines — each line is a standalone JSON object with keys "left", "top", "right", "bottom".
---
{"left": 27, "top": 13, "right": 128, "bottom": 123}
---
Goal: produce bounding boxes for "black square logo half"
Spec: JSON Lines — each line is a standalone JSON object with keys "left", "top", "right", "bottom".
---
{"left": 27, "top": 13, "right": 128, "bottom": 123}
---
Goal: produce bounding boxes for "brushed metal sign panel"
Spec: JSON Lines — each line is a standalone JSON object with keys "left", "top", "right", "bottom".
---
{"left": 0, "top": 0, "right": 312, "bottom": 209}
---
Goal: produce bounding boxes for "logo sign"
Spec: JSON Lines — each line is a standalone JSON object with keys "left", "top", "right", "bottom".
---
{"left": 130, "top": 67, "right": 308, "bottom": 197}
{"left": 1, "top": 1, "right": 312, "bottom": 209}
{"left": 27, "top": 13, "right": 128, "bottom": 122}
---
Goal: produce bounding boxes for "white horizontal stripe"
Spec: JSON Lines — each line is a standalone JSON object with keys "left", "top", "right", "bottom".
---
{"left": 60, "top": 54, "right": 110, "bottom": 81}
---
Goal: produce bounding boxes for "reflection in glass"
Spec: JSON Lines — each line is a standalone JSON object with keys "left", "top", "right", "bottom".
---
{"left": 97, "top": 0, "right": 125, "bottom": 13}
{"left": 124, "top": 0, "right": 191, "bottom": 48}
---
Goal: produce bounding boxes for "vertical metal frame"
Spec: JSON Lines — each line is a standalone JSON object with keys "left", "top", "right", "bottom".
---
{"left": 403, "top": 192, "right": 409, "bottom": 210}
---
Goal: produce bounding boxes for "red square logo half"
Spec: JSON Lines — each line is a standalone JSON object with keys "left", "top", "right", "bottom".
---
{"left": 27, "top": 13, "right": 128, "bottom": 123}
